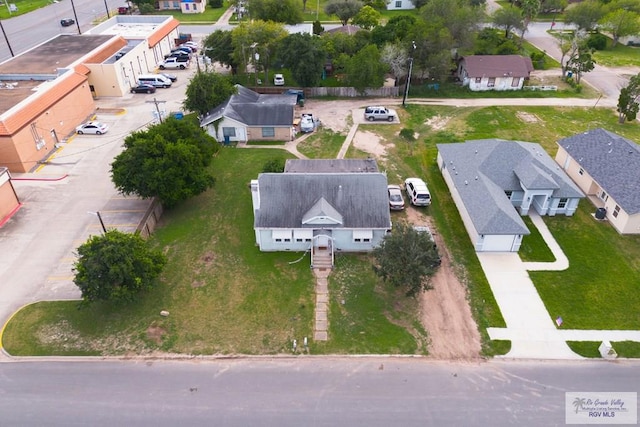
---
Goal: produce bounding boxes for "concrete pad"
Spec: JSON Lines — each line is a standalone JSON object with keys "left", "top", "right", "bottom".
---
{"left": 316, "top": 283, "right": 328, "bottom": 294}
{"left": 315, "top": 302, "right": 327, "bottom": 312}
{"left": 316, "top": 311, "right": 327, "bottom": 321}
{"left": 315, "top": 319, "right": 327, "bottom": 330}
{"left": 314, "top": 331, "right": 328, "bottom": 341}
{"left": 316, "top": 294, "right": 328, "bottom": 304}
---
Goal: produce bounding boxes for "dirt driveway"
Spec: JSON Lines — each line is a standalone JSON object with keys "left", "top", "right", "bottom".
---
{"left": 302, "top": 99, "right": 482, "bottom": 359}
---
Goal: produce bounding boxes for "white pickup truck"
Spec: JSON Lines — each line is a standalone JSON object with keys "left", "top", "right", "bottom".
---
{"left": 159, "top": 57, "right": 189, "bottom": 70}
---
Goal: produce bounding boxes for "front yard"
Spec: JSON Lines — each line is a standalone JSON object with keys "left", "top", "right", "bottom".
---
{"left": 3, "top": 104, "right": 640, "bottom": 358}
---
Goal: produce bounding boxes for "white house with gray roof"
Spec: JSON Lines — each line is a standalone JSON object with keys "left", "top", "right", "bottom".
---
{"left": 250, "top": 163, "right": 391, "bottom": 263}
{"left": 200, "top": 85, "right": 297, "bottom": 144}
{"left": 437, "top": 139, "right": 584, "bottom": 252}
{"left": 555, "top": 128, "right": 640, "bottom": 234}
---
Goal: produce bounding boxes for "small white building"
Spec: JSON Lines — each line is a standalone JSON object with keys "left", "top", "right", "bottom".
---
{"left": 457, "top": 55, "right": 534, "bottom": 91}
{"left": 387, "top": 0, "right": 416, "bottom": 10}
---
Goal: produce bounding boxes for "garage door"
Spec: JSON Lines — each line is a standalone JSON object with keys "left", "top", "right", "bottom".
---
{"left": 481, "top": 234, "right": 517, "bottom": 252}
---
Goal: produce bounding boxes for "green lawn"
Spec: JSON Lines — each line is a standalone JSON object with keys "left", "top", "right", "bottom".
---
{"left": 530, "top": 202, "right": 640, "bottom": 330}
{"left": 593, "top": 42, "right": 640, "bottom": 68}
{"left": 153, "top": 2, "right": 229, "bottom": 23}
{"left": 297, "top": 128, "right": 346, "bottom": 158}
{"left": 4, "top": 105, "right": 640, "bottom": 358}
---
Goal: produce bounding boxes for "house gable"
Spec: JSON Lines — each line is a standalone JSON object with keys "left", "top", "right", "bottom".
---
{"left": 558, "top": 129, "right": 640, "bottom": 214}
{"left": 302, "top": 197, "right": 343, "bottom": 225}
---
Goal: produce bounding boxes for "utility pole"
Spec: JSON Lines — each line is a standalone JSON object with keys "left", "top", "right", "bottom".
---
{"left": 103, "top": 0, "right": 111, "bottom": 18}
{"left": 146, "top": 98, "right": 167, "bottom": 123}
{"left": 69, "top": 0, "right": 81, "bottom": 34}
{"left": 0, "top": 21, "right": 14, "bottom": 57}
{"left": 402, "top": 41, "right": 416, "bottom": 107}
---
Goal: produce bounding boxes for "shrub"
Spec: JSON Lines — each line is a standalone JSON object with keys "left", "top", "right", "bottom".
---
{"left": 209, "top": 0, "right": 224, "bottom": 7}
{"left": 262, "top": 158, "right": 286, "bottom": 173}
{"left": 587, "top": 33, "right": 608, "bottom": 51}
{"left": 399, "top": 128, "right": 416, "bottom": 141}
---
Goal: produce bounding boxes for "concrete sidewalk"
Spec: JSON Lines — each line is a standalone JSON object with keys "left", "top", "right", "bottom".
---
{"left": 481, "top": 211, "right": 640, "bottom": 359}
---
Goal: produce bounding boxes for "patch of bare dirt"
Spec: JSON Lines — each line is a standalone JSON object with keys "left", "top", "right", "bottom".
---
{"left": 146, "top": 324, "right": 167, "bottom": 345}
{"left": 405, "top": 208, "right": 482, "bottom": 360}
{"left": 517, "top": 111, "right": 539, "bottom": 123}
{"left": 424, "top": 115, "right": 450, "bottom": 130}
{"left": 352, "top": 130, "right": 392, "bottom": 158}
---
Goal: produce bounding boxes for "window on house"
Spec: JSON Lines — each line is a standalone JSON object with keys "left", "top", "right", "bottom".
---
{"left": 578, "top": 168, "right": 584, "bottom": 175}
{"left": 505, "top": 190, "right": 512, "bottom": 199}
{"left": 511, "top": 77, "right": 519, "bottom": 87}
{"left": 488, "top": 77, "right": 495, "bottom": 87}
{"left": 600, "top": 191, "right": 608, "bottom": 202}
{"left": 475, "top": 77, "right": 481, "bottom": 83}
{"left": 558, "top": 198, "right": 567, "bottom": 208}
{"left": 353, "top": 230, "right": 373, "bottom": 243}
{"left": 395, "top": 0, "right": 402, "bottom": 6}
{"left": 163, "top": 1, "right": 169, "bottom": 7}
{"left": 222, "top": 127, "right": 236, "bottom": 137}
{"left": 272, "top": 229, "right": 292, "bottom": 242}
{"left": 185, "top": 3, "right": 189, "bottom": 9}
{"left": 173, "top": 1, "right": 179, "bottom": 7}
{"left": 262, "top": 127, "right": 275, "bottom": 137}
{"left": 613, "top": 205, "right": 620, "bottom": 218}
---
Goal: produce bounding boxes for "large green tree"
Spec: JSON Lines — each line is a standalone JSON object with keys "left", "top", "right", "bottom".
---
{"left": 111, "top": 118, "right": 217, "bottom": 208}
{"left": 278, "top": 33, "right": 326, "bottom": 87}
{"left": 371, "top": 14, "right": 417, "bottom": 45}
{"left": 566, "top": 50, "right": 595, "bottom": 84}
{"left": 74, "top": 230, "right": 166, "bottom": 305}
{"left": 345, "top": 44, "right": 386, "bottom": 93}
{"left": 617, "top": 73, "right": 640, "bottom": 123}
{"left": 232, "top": 21, "right": 288, "bottom": 85}
{"left": 420, "top": 0, "right": 485, "bottom": 50}
{"left": 184, "top": 71, "right": 236, "bottom": 117}
{"left": 248, "top": 0, "right": 304, "bottom": 24}
{"left": 325, "top": 0, "right": 364, "bottom": 26}
{"left": 599, "top": 9, "right": 640, "bottom": 47}
{"left": 563, "top": 0, "right": 605, "bottom": 31}
{"left": 373, "top": 222, "right": 441, "bottom": 297}
{"left": 352, "top": 5, "right": 382, "bottom": 29}
{"left": 202, "top": 30, "right": 238, "bottom": 74}
{"left": 492, "top": 6, "right": 524, "bottom": 38}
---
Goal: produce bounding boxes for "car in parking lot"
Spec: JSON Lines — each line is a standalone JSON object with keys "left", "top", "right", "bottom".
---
{"left": 130, "top": 83, "right": 156, "bottom": 94}
{"left": 387, "top": 185, "right": 405, "bottom": 210}
{"left": 60, "top": 18, "right": 75, "bottom": 27}
{"left": 274, "top": 74, "right": 285, "bottom": 86}
{"left": 158, "top": 72, "right": 177, "bottom": 82}
{"left": 76, "top": 121, "right": 108, "bottom": 135}
{"left": 364, "top": 106, "right": 396, "bottom": 122}
{"left": 159, "top": 58, "right": 189, "bottom": 70}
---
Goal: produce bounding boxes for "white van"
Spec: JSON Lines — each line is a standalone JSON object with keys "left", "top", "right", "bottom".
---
{"left": 404, "top": 177, "right": 431, "bottom": 206}
{"left": 137, "top": 74, "right": 172, "bottom": 88}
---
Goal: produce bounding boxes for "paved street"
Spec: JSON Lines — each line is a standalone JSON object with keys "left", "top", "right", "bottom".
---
{"left": 0, "top": 358, "right": 638, "bottom": 426}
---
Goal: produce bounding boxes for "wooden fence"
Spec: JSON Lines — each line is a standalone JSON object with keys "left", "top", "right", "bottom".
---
{"left": 250, "top": 86, "right": 401, "bottom": 98}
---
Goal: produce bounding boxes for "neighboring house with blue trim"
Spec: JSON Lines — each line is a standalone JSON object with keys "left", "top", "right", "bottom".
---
{"left": 157, "top": 0, "right": 206, "bottom": 13}
{"left": 200, "top": 85, "right": 298, "bottom": 143}
{"left": 250, "top": 160, "right": 391, "bottom": 263}
{"left": 437, "top": 139, "right": 584, "bottom": 252}
{"left": 555, "top": 128, "right": 640, "bottom": 234}
{"left": 457, "top": 55, "right": 534, "bottom": 91}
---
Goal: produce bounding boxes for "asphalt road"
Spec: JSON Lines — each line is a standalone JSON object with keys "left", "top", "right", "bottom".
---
{"left": 0, "top": 0, "right": 126, "bottom": 62}
{"left": 0, "top": 358, "right": 638, "bottom": 426}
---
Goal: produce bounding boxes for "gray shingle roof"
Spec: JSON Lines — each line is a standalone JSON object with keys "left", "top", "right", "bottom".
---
{"left": 558, "top": 128, "right": 640, "bottom": 214}
{"left": 254, "top": 173, "right": 391, "bottom": 229}
{"left": 437, "top": 139, "right": 584, "bottom": 235}
{"left": 200, "top": 85, "right": 297, "bottom": 127}
{"left": 460, "top": 55, "right": 534, "bottom": 78}
{"left": 284, "top": 159, "right": 379, "bottom": 173}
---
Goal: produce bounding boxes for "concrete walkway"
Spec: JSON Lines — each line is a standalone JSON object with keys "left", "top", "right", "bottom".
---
{"left": 482, "top": 211, "right": 640, "bottom": 359}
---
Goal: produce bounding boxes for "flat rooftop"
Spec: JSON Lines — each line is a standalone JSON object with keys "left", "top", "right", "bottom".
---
{"left": 87, "top": 15, "right": 173, "bottom": 38}
{"left": 0, "top": 34, "right": 114, "bottom": 75}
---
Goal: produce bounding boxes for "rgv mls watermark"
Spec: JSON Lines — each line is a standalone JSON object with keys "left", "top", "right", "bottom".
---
{"left": 566, "top": 392, "right": 637, "bottom": 424}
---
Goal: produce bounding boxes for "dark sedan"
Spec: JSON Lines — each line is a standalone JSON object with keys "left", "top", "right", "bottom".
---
{"left": 130, "top": 84, "right": 156, "bottom": 94}
{"left": 60, "top": 18, "right": 75, "bottom": 27}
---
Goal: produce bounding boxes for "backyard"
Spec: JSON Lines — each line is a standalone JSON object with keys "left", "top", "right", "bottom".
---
{"left": 3, "top": 104, "right": 640, "bottom": 359}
